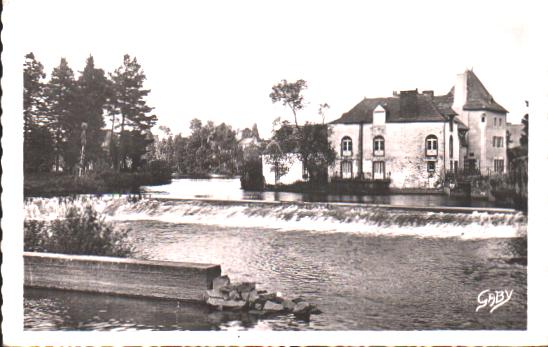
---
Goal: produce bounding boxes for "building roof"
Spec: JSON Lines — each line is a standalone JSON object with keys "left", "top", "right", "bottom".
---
{"left": 331, "top": 91, "right": 454, "bottom": 125}
{"left": 462, "top": 70, "right": 508, "bottom": 113}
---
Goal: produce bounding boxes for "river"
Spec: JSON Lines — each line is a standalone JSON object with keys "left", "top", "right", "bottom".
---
{"left": 24, "top": 179, "right": 527, "bottom": 330}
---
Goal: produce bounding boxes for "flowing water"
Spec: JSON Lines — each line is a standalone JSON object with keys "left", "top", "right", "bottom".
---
{"left": 24, "top": 180, "right": 527, "bottom": 331}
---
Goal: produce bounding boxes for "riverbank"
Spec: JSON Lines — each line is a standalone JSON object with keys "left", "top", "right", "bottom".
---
{"left": 24, "top": 171, "right": 171, "bottom": 197}
{"left": 265, "top": 181, "right": 444, "bottom": 195}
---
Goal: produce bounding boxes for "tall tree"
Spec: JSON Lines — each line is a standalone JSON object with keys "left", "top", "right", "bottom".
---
{"left": 23, "top": 53, "right": 53, "bottom": 172}
{"left": 269, "top": 79, "right": 307, "bottom": 128}
{"left": 73, "top": 55, "right": 110, "bottom": 169}
{"left": 109, "top": 55, "right": 156, "bottom": 170}
{"left": 44, "top": 58, "right": 77, "bottom": 171}
{"left": 23, "top": 53, "right": 47, "bottom": 131}
{"left": 268, "top": 79, "right": 335, "bottom": 182}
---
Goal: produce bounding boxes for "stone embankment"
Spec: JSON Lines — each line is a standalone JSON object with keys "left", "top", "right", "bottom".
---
{"left": 204, "top": 275, "right": 321, "bottom": 320}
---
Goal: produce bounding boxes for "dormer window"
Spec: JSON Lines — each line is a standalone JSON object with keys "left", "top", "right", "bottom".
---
{"left": 425, "top": 135, "right": 438, "bottom": 157}
{"left": 373, "top": 136, "right": 385, "bottom": 156}
{"left": 341, "top": 136, "right": 352, "bottom": 157}
{"left": 373, "top": 105, "right": 386, "bottom": 125}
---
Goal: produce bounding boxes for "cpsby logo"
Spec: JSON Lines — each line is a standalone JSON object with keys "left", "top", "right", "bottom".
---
{"left": 476, "top": 289, "right": 513, "bottom": 313}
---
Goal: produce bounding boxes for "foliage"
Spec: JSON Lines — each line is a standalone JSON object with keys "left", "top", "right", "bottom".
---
{"left": 24, "top": 205, "right": 133, "bottom": 257}
{"left": 44, "top": 57, "right": 79, "bottom": 171}
{"left": 519, "top": 113, "right": 528, "bottom": 148}
{"left": 268, "top": 79, "right": 336, "bottom": 183}
{"left": 151, "top": 119, "right": 244, "bottom": 177}
{"left": 108, "top": 55, "right": 157, "bottom": 171}
{"left": 264, "top": 139, "right": 294, "bottom": 181}
{"left": 23, "top": 52, "right": 160, "bottom": 176}
{"left": 269, "top": 79, "right": 307, "bottom": 127}
{"left": 72, "top": 56, "right": 110, "bottom": 168}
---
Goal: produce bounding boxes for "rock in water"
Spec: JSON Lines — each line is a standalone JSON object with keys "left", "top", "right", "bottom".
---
{"left": 228, "top": 290, "right": 241, "bottom": 300}
{"left": 206, "top": 297, "right": 246, "bottom": 310}
{"left": 293, "top": 301, "right": 312, "bottom": 320}
{"left": 282, "top": 299, "right": 295, "bottom": 312}
{"left": 212, "top": 275, "right": 230, "bottom": 290}
{"left": 206, "top": 289, "right": 224, "bottom": 299}
{"left": 234, "top": 282, "right": 256, "bottom": 293}
{"left": 263, "top": 301, "right": 284, "bottom": 312}
{"left": 247, "top": 290, "right": 259, "bottom": 304}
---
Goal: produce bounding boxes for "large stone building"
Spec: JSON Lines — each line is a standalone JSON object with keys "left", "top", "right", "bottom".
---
{"left": 328, "top": 70, "right": 509, "bottom": 188}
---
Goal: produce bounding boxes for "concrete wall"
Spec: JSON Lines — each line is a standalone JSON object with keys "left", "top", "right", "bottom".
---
{"left": 24, "top": 252, "right": 221, "bottom": 302}
{"left": 330, "top": 122, "right": 449, "bottom": 188}
{"left": 262, "top": 153, "right": 304, "bottom": 185}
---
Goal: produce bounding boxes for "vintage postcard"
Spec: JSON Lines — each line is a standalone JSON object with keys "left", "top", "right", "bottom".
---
{"left": 2, "top": 0, "right": 548, "bottom": 345}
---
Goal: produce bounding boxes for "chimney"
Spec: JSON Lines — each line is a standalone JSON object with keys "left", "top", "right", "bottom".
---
{"left": 400, "top": 89, "right": 418, "bottom": 117}
{"left": 452, "top": 71, "right": 468, "bottom": 114}
{"left": 422, "top": 90, "right": 434, "bottom": 99}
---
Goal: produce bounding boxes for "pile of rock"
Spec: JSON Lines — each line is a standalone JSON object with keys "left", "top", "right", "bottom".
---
{"left": 204, "top": 275, "right": 321, "bottom": 320}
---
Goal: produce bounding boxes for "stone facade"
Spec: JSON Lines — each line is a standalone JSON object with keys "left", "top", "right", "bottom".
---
{"left": 329, "top": 121, "right": 460, "bottom": 188}
{"left": 262, "top": 70, "right": 512, "bottom": 189}
{"left": 452, "top": 70, "right": 508, "bottom": 175}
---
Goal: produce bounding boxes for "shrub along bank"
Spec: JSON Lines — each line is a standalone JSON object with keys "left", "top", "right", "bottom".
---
{"left": 25, "top": 204, "right": 133, "bottom": 257}
{"left": 24, "top": 164, "right": 171, "bottom": 197}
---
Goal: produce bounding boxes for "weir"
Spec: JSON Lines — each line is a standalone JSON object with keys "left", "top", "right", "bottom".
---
{"left": 25, "top": 196, "right": 527, "bottom": 239}
{"left": 24, "top": 252, "right": 221, "bottom": 302}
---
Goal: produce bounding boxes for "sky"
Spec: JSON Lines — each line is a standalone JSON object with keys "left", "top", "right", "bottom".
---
{"left": 6, "top": 0, "right": 548, "bottom": 137}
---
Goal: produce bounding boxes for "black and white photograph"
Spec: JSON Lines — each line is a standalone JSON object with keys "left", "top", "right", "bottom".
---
{"left": 2, "top": 0, "right": 548, "bottom": 345}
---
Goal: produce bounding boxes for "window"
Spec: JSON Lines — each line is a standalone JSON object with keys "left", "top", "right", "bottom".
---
{"left": 449, "top": 135, "right": 454, "bottom": 159}
{"left": 492, "top": 136, "right": 504, "bottom": 148}
{"left": 449, "top": 119, "right": 453, "bottom": 132}
{"left": 373, "top": 105, "right": 386, "bottom": 125}
{"left": 494, "top": 159, "right": 504, "bottom": 173}
{"left": 481, "top": 113, "right": 486, "bottom": 122}
{"left": 373, "top": 136, "right": 385, "bottom": 156}
{"left": 373, "top": 161, "right": 385, "bottom": 180}
{"left": 494, "top": 117, "right": 497, "bottom": 127}
{"left": 341, "top": 160, "right": 353, "bottom": 179}
{"left": 425, "top": 135, "right": 438, "bottom": 157}
{"left": 427, "top": 161, "right": 436, "bottom": 172}
{"left": 341, "top": 137, "right": 352, "bottom": 156}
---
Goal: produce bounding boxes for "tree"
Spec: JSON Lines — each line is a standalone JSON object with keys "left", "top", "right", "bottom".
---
{"left": 73, "top": 56, "right": 110, "bottom": 169}
{"left": 269, "top": 79, "right": 307, "bottom": 128}
{"left": 268, "top": 80, "right": 336, "bottom": 183}
{"left": 519, "top": 113, "right": 528, "bottom": 148}
{"left": 44, "top": 58, "right": 78, "bottom": 172}
{"left": 318, "top": 102, "right": 330, "bottom": 124}
{"left": 24, "top": 53, "right": 54, "bottom": 172}
{"left": 251, "top": 123, "right": 260, "bottom": 139}
{"left": 109, "top": 55, "right": 156, "bottom": 170}
{"left": 23, "top": 53, "right": 47, "bottom": 131}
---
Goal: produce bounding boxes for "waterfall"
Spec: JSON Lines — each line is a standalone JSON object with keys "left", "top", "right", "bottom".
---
{"left": 25, "top": 196, "right": 527, "bottom": 240}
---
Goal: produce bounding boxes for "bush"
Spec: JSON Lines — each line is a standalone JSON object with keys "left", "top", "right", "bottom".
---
{"left": 24, "top": 205, "right": 134, "bottom": 257}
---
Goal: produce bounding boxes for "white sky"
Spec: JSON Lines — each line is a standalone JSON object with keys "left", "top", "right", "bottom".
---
{"left": 5, "top": 0, "right": 548, "bottom": 137}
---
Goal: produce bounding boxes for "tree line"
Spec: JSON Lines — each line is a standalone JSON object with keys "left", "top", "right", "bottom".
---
{"left": 24, "top": 53, "right": 156, "bottom": 174}
{"left": 151, "top": 121, "right": 261, "bottom": 177}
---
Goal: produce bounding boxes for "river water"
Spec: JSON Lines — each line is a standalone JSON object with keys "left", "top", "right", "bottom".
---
{"left": 24, "top": 179, "right": 527, "bottom": 331}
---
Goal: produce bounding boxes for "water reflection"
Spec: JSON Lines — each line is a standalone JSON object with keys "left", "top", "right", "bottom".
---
{"left": 142, "top": 178, "right": 496, "bottom": 207}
